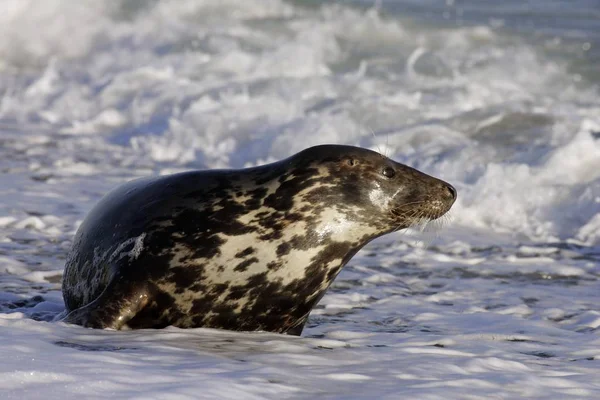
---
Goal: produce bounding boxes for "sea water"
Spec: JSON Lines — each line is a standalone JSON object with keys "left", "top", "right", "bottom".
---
{"left": 0, "top": 1, "right": 599, "bottom": 398}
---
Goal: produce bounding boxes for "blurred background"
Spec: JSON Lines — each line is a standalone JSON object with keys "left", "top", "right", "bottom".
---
{"left": 0, "top": 1, "right": 599, "bottom": 398}
{"left": 1, "top": 0, "right": 598, "bottom": 244}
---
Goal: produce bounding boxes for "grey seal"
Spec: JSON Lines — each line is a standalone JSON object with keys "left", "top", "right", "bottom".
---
{"left": 61, "top": 144, "right": 456, "bottom": 335}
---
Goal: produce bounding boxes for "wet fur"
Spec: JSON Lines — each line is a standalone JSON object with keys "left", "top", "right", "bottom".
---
{"left": 61, "top": 145, "right": 456, "bottom": 335}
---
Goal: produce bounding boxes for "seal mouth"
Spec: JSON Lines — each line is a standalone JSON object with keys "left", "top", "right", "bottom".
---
{"left": 390, "top": 199, "right": 453, "bottom": 231}
{"left": 384, "top": 178, "right": 456, "bottom": 232}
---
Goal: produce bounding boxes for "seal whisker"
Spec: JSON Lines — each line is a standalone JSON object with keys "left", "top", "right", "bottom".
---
{"left": 392, "top": 208, "right": 423, "bottom": 232}
{"left": 394, "top": 200, "right": 427, "bottom": 208}
{"left": 386, "top": 131, "right": 390, "bottom": 158}
{"left": 421, "top": 210, "right": 452, "bottom": 248}
{"left": 368, "top": 125, "right": 384, "bottom": 157}
{"left": 390, "top": 200, "right": 429, "bottom": 220}
{"left": 406, "top": 211, "right": 438, "bottom": 248}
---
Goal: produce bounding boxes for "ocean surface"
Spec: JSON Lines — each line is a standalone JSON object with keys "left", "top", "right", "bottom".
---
{"left": 1, "top": 0, "right": 599, "bottom": 398}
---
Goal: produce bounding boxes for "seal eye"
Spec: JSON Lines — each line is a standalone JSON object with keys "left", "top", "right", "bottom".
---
{"left": 382, "top": 167, "right": 395, "bottom": 178}
{"left": 347, "top": 159, "right": 357, "bottom": 167}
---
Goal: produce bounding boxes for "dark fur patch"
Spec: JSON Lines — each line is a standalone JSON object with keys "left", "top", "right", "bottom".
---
{"left": 235, "top": 247, "right": 255, "bottom": 258}
{"left": 276, "top": 242, "right": 291, "bottom": 257}
{"left": 234, "top": 257, "right": 259, "bottom": 272}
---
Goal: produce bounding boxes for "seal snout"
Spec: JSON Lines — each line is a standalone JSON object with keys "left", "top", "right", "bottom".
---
{"left": 434, "top": 181, "right": 457, "bottom": 216}
{"left": 444, "top": 183, "right": 457, "bottom": 202}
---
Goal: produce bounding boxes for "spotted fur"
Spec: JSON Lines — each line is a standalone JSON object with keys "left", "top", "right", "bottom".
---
{"left": 61, "top": 145, "right": 456, "bottom": 335}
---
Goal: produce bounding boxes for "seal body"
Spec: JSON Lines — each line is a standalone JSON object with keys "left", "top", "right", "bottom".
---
{"left": 61, "top": 145, "right": 456, "bottom": 335}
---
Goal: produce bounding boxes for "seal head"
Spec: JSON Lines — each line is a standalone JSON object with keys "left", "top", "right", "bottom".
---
{"left": 61, "top": 145, "right": 456, "bottom": 335}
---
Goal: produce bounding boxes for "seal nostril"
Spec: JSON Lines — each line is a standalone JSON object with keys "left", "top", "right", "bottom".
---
{"left": 446, "top": 184, "right": 457, "bottom": 200}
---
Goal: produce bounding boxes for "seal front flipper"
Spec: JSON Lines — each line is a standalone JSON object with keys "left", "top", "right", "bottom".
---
{"left": 61, "top": 275, "right": 150, "bottom": 330}
{"left": 284, "top": 316, "right": 308, "bottom": 336}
